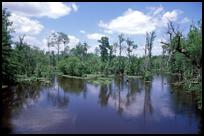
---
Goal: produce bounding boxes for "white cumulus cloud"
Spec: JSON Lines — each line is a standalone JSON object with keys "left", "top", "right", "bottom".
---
{"left": 9, "top": 13, "right": 44, "bottom": 35}
{"left": 99, "top": 8, "right": 184, "bottom": 35}
{"left": 98, "top": 8, "right": 156, "bottom": 35}
{"left": 2, "top": 2, "right": 78, "bottom": 19}
{"left": 68, "top": 35, "right": 80, "bottom": 49}
{"left": 87, "top": 33, "right": 106, "bottom": 40}
{"left": 24, "top": 36, "right": 41, "bottom": 47}
{"left": 161, "top": 10, "right": 182, "bottom": 25}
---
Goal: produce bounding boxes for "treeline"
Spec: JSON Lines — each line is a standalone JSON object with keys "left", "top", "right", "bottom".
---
{"left": 55, "top": 32, "right": 157, "bottom": 80}
{"left": 2, "top": 8, "right": 202, "bottom": 109}
{"left": 2, "top": 8, "right": 51, "bottom": 85}
{"left": 160, "top": 21, "right": 202, "bottom": 109}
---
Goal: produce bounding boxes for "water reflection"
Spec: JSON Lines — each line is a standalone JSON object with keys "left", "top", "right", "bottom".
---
{"left": 47, "top": 77, "right": 69, "bottom": 108}
{"left": 143, "top": 82, "right": 153, "bottom": 118}
{"left": 58, "top": 76, "right": 88, "bottom": 99}
{"left": 47, "top": 90, "right": 69, "bottom": 108}
{"left": 98, "top": 84, "right": 111, "bottom": 107}
{"left": 1, "top": 82, "right": 49, "bottom": 134}
{"left": 2, "top": 87, "right": 13, "bottom": 134}
{"left": 1, "top": 74, "right": 201, "bottom": 134}
{"left": 58, "top": 76, "right": 85, "bottom": 94}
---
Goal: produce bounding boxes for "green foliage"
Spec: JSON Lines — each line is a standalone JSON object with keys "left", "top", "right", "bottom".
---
{"left": 145, "top": 31, "right": 156, "bottom": 69}
{"left": 2, "top": 8, "right": 52, "bottom": 84}
{"left": 2, "top": 8, "right": 16, "bottom": 84}
{"left": 98, "top": 36, "right": 110, "bottom": 62}
{"left": 125, "top": 56, "right": 142, "bottom": 75}
{"left": 125, "top": 38, "right": 138, "bottom": 75}
{"left": 12, "top": 41, "right": 51, "bottom": 80}
{"left": 82, "top": 53, "right": 100, "bottom": 74}
{"left": 57, "top": 56, "right": 85, "bottom": 77}
{"left": 126, "top": 38, "right": 137, "bottom": 58}
{"left": 89, "top": 77, "right": 112, "bottom": 85}
{"left": 117, "top": 34, "right": 125, "bottom": 74}
{"left": 70, "top": 42, "right": 88, "bottom": 59}
{"left": 184, "top": 22, "right": 202, "bottom": 65}
{"left": 161, "top": 20, "right": 202, "bottom": 110}
{"left": 47, "top": 32, "right": 69, "bottom": 62}
{"left": 143, "top": 70, "right": 152, "bottom": 81}
{"left": 169, "top": 52, "right": 186, "bottom": 73}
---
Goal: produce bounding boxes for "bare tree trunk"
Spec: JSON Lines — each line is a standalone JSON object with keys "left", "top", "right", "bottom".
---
{"left": 57, "top": 44, "right": 60, "bottom": 63}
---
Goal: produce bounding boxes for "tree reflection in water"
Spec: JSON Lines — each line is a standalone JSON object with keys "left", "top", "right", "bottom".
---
{"left": 126, "top": 79, "right": 142, "bottom": 107}
{"left": 116, "top": 76, "right": 124, "bottom": 115}
{"left": 47, "top": 76, "right": 69, "bottom": 108}
{"left": 47, "top": 90, "right": 69, "bottom": 108}
{"left": 2, "top": 87, "right": 13, "bottom": 134}
{"left": 95, "top": 75, "right": 157, "bottom": 119}
{"left": 1, "top": 74, "right": 201, "bottom": 134}
{"left": 11, "top": 83, "right": 43, "bottom": 114}
{"left": 143, "top": 81, "right": 153, "bottom": 122}
{"left": 47, "top": 76, "right": 89, "bottom": 108}
{"left": 57, "top": 76, "right": 85, "bottom": 95}
{"left": 1, "top": 82, "right": 44, "bottom": 134}
{"left": 98, "top": 84, "right": 112, "bottom": 107}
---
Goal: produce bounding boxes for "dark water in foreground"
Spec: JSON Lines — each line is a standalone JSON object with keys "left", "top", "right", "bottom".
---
{"left": 1, "top": 74, "right": 202, "bottom": 134}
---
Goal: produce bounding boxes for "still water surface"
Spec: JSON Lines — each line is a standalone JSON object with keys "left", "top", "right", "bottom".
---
{"left": 1, "top": 74, "right": 202, "bottom": 134}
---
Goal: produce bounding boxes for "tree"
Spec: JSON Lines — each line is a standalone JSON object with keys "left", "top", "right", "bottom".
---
{"left": 126, "top": 38, "right": 137, "bottom": 60}
{"left": 185, "top": 21, "right": 202, "bottom": 74}
{"left": 161, "top": 20, "right": 202, "bottom": 78}
{"left": 2, "top": 8, "right": 15, "bottom": 84}
{"left": 145, "top": 31, "right": 156, "bottom": 70}
{"left": 98, "top": 36, "right": 111, "bottom": 76}
{"left": 48, "top": 32, "right": 69, "bottom": 62}
{"left": 64, "top": 46, "right": 70, "bottom": 57}
{"left": 98, "top": 36, "right": 110, "bottom": 62}
{"left": 125, "top": 38, "right": 137, "bottom": 75}
{"left": 58, "top": 32, "right": 70, "bottom": 57}
{"left": 57, "top": 56, "right": 85, "bottom": 77}
{"left": 70, "top": 42, "right": 88, "bottom": 60}
{"left": 14, "top": 36, "right": 34, "bottom": 76}
{"left": 118, "top": 34, "right": 125, "bottom": 58}
{"left": 118, "top": 34, "right": 125, "bottom": 73}
{"left": 94, "top": 47, "right": 100, "bottom": 56}
{"left": 51, "top": 50, "right": 56, "bottom": 67}
{"left": 82, "top": 42, "right": 88, "bottom": 58}
{"left": 115, "top": 34, "right": 125, "bottom": 74}
{"left": 108, "top": 45, "right": 114, "bottom": 63}
{"left": 160, "top": 20, "right": 202, "bottom": 110}
{"left": 47, "top": 34, "right": 54, "bottom": 67}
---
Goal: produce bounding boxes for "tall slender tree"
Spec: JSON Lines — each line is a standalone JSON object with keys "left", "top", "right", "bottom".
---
{"left": 145, "top": 31, "right": 156, "bottom": 70}
{"left": 2, "top": 8, "right": 15, "bottom": 84}
{"left": 98, "top": 36, "right": 110, "bottom": 62}
{"left": 48, "top": 32, "right": 69, "bottom": 62}
{"left": 117, "top": 34, "right": 125, "bottom": 74}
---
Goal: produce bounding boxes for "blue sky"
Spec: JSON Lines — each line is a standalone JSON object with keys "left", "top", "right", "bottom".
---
{"left": 2, "top": 2, "right": 202, "bottom": 56}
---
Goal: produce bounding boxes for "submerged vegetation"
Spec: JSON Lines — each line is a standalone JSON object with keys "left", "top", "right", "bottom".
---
{"left": 2, "top": 8, "right": 202, "bottom": 110}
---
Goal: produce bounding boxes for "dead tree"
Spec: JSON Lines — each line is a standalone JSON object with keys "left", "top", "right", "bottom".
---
{"left": 161, "top": 21, "right": 202, "bottom": 79}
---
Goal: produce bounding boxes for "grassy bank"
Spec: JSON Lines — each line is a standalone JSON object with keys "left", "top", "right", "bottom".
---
{"left": 88, "top": 76, "right": 112, "bottom": 85}
{"left": 16, "top": 75, "right": 50, "bottom": 84}
{"left": 60, "top": 74, "right": 113, "bottom": 85}
{"left": 126, "top": 75, "right": 142, "bottom": 79}
{"left": 61, "top": 75, "right": 85, "bottom": 79}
